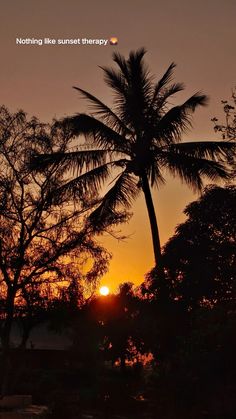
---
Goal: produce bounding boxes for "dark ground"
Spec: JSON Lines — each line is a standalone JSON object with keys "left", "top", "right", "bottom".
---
{"left": 1, "top": 348, "right": 236, "bottom": 419}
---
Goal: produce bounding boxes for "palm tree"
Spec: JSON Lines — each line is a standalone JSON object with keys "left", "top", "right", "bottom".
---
{"left": 34, "top": 48, "right": 234, "bottom": 268}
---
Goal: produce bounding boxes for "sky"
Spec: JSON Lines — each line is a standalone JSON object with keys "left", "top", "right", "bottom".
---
{"left": 1, "top": 0, "right": 236, "bottom": 291}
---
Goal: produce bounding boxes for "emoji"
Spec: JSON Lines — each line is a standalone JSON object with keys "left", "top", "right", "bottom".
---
{"left": 110, "top": 37, "right": 118, "bottom": 45}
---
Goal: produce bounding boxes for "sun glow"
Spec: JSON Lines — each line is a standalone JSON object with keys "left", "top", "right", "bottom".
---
{"left": 99, "top": 286, "right": 110, "bottom": 296}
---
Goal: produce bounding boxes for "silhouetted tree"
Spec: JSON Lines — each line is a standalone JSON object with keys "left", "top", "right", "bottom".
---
{"left": 14, "top": 278, "right": 84, "bottom": 349}
{"left": 163, "top": 185, "right": 236, "bottom": 309}
{"left": 212, "top": 88, "right": 236, "bottom": 140}
{"left": 14, "top": 284, "right": 50, "bottom": 348}
{"left": 142, "top": 185, "right": 236, "bottom": 365}
{"left": 32, "top": 49, "right": 235, "bottom": 274}
{"left": 70, "top": 282, "right": 146, "bottom": 370}
{"left": 0, "top": 106, "right": 110, "bottom": 394}
{"left": 98, "top": 283, "right": 144, "bottom": 369}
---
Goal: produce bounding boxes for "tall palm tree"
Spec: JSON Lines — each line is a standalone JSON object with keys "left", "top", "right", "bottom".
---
{"left": 34, "top": 48, "right": 234, "bottom": 268}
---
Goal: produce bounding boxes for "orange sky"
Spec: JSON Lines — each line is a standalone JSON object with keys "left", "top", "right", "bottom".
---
{"left": 1, "top": 0, "right": 236, "bottom": 291}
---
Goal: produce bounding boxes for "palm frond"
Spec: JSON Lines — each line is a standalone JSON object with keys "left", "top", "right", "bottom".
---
{"left": 112, "top": 51, "right": 130, "bottom": 80}
{"left": 128, "top": 48, "right": 149, "bottom": 84}
{"left": 102, "top": 49, "right": 153, "bottom": 131}
{"left": 88, "top": 170, "right": 140, "bottom": 227}
{"left": 148, "top": 159, "right": 166, "bottom": 187}
{"left": 154, "top": 93, "right": 208, "bottom": 143}
{"left": 152, "top": 82, "right": 185, "bottom": 111}
{"left": 160, "top": 151, "right": 231, "bottom": 191}
{"left": 30, "top": 149, "right": 110, "bottom": 173}
{"left": 59, "top": 114, "right": 131, "bottom": 154}
{"left": 182, "top": 92, "right": 208, "bottom": 111}
{"left": 169, "top": 141, "right": 236, "bottom": 161}
{"left": 152, "top": 62, "right": 176, "bottom": 102}
{"left": 49, "top": 158, "right": 129, "bottom": 204}
{"left": 101, "top": 66, "right": 127, "bottom": 98}
{"left": 127, "top": 47, "right": 153, "bottom": 102}
{"left": 73, "top": 86, "right": 133, "bottom": 136}
{"left": 114, "top": 52, "right": 153, "bottom": 131}
{"left": 50, "top": 162, "right": 112, "bottom": 202}
{"left": 128, "top": 47, "right": 147, "bottom": 66}
{"left": 88, "top": 208, "right": 129, "bottom": 232}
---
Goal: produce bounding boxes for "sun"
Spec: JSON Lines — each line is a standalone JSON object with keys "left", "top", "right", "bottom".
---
{"left": 99, "top": 286, "right": 110, "bottom": 296}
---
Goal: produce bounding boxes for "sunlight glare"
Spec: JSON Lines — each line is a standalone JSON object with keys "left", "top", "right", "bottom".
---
{"left": 100, "top": 286, "right": 110, "bottom": 296}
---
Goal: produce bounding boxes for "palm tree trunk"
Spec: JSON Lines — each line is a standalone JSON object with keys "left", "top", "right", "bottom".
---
{"left": 141, "top": 173, "right": 162, "bottom": 267}
{"left": 141, "top": 173, "right": 170, "bottom": 301}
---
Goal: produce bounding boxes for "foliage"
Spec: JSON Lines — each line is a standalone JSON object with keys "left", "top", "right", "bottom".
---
{"left": 69, "top": 282, "right": 147, "bottom": 368}
{"left": 212, "top": 89, "right": 236, "bottom": 140}
{"left": 0, "top": 105, "right": 111, "bottom": 393}
{"left": 147, "top": 302, "right": 236, "bottom": 419}
{"left": 162, "top": 185, "right": 236, "bottom": 308}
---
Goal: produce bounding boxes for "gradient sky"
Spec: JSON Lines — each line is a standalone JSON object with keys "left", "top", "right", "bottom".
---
{"left": 1, "top": 0, "right": 236, "bottom": 291}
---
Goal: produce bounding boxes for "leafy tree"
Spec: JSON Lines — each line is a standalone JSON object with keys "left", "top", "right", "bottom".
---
{"left": 212, "top": 88, "right": 236, "bottom": 140}
{"left": 14, "top": 278, "right": 84, "bottom": 349}
{"left": 14, "top": 284, "right": 51, "bottom": 349}
{"left": 163, "top": 185, "right": 236, "bottom": 309}
{"left": 97, "top": 283, "right": 144, "bottom": 369}
{"left": 0, "top": 106, "right": 110, "bottom": 394}
{"left": 33, "top": 48, "right": 235, "bottom": 272}
{"left": 143, "top": 185, "right": 236, "bottom": 364}
{"left": 70, "top": 282, "right": 146, "bottom": 370}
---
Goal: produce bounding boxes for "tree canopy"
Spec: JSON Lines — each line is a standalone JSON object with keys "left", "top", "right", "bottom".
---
{"left": 163, "top": 185, "right": 236, "bottom": 308}
{"left": 0, "top": 105, "right": 111, "bottom": 393}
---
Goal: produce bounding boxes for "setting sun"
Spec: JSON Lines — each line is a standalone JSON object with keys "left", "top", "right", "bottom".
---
{"left": 99, "top": 286, "right": 110, "bottom": 296}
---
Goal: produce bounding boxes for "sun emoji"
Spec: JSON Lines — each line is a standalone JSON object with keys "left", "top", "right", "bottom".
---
{"left": 109, "top": 37, "right": 118, "bottom": 45}
{"left": 99, "top": 286, "right": 110, "bottom": 296}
